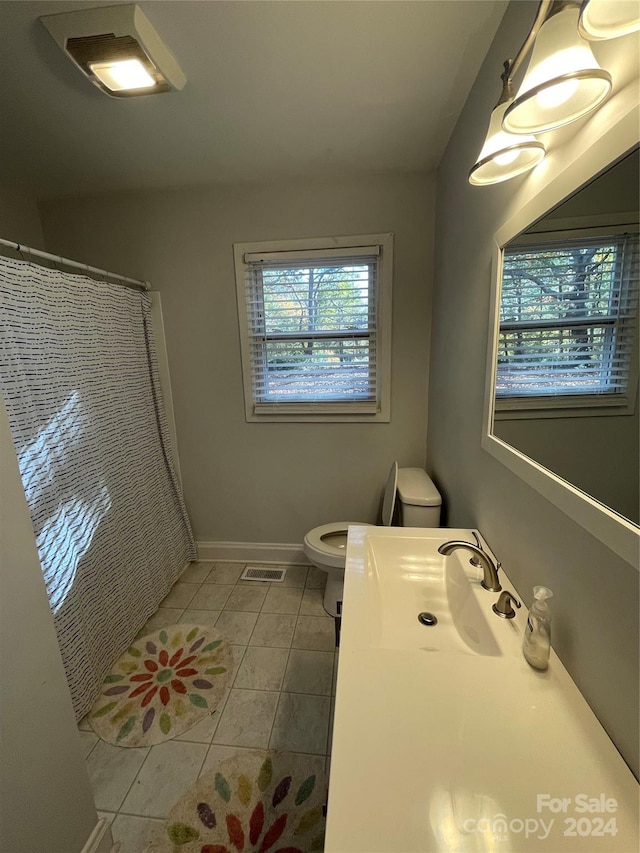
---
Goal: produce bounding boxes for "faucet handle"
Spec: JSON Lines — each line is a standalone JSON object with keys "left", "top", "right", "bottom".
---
{"left": 469, "top": 531, "right": 483, "bottom": 566}
{"left": 492, "top": 590, "right": 521, "bottom": 619}
{"left": 470, "top": 534, "right": 501, "bottom": 575}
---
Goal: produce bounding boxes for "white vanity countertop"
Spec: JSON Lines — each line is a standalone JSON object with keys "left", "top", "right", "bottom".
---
{"left": 324, "top": 527, "right": 639, "bottom": 853}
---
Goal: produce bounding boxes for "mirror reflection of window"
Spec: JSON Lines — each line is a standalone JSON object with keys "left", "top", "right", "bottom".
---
{"left": 497, "top": 230, "right": 638, "bottom": 409}
{"left": 493, "top": 147, "right": 640, "bottom": 525}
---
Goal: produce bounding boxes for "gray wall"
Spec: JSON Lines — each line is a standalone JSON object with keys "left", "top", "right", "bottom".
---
{"left": 0, "top": 188, "right": 47, "bottom": 249}
{"left": 496, "top": 412, "right": 639, "bottom": 523}
{"left": 0, "top": 195, "right": 100, "bottom": 851}
{"left": 40, "top": 172, "right": 435, "bottom": 543}
{"left": 429, "top": 1, "right": 639, "bottom": 776}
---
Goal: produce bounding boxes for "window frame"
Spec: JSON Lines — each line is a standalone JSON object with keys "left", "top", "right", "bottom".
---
{"left": 494, "top": 223, "right": 639, "bottom": 420}
{"left": 233, "top": 233, "right": 393, "bottom": 422}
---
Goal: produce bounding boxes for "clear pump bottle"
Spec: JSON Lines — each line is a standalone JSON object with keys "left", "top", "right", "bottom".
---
{"left": 523, "top": 586, "right": 553, "bottom": 670}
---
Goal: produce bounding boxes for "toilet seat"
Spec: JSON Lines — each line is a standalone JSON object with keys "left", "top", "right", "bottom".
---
{"left": 303, "top": 522, "right": 375, "bottom": 568}
{"left": 303, "top": 463, "right": 399, "bottom": 570}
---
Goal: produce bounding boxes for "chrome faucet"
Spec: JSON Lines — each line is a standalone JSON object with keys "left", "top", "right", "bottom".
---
{"left": 437, "top": 540, "right": 502, "bottom": 592}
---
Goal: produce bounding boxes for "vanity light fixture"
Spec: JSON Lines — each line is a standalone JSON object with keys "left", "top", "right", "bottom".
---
{"left": 578, "top": 0, "right": 640, "bottom": 40}
{"left": 40, "top": 3, "right": 186, "bottom": 97}
{"left": 503, "top": 1, "right": 611, "bottom": 134}
{"left": 469, "top": 63, "right": 546, "bottom": 186}
{"left": 469, "top": 0, "right": 621, "bottom": 186}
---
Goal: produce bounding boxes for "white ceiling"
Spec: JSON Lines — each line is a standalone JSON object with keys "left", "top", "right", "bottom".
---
{"left": 0, "top": 0, "right": 508, "bottom": 198}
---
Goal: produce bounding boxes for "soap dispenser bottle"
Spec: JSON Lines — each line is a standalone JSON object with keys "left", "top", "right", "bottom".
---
{"left": 523, "top": 586, "right": 553, "bottom": 670}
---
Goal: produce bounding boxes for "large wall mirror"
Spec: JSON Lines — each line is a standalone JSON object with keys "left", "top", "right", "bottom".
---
{"left": 483, "top": 107, "right": 640, "bottom": 569}
{"left": 493, "top": 148, "right": 639, "bottom": 525}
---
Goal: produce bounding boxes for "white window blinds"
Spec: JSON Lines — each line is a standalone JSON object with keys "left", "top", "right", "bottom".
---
{"left": 497, "top": 231, "right": 639, "bottom": 404}
{"left": 241, "top": 246, "right": 382, "bottom": 413}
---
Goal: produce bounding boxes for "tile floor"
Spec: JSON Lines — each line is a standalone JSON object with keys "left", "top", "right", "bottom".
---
{"left": 78, "top": 561, "right": 337, "bottom": 853}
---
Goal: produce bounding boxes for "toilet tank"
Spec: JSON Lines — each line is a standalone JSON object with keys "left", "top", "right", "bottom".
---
{"left": 396, "top": 467, "right": 441, "bottom": 527}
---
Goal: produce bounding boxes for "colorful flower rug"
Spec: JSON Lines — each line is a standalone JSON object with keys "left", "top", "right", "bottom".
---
{"left": 89, "top": 625, "right": 233, "bottom": 747}
{"left": 146, "top": 750, "right": 327, "bottom": 853}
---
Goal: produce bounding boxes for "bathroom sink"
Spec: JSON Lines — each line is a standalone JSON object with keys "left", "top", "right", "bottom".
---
{"left": 327, "top": 526, "right": 640, "bottom": 853}
{"left": 363, "top": 532, "right": 501, "bottom": 656}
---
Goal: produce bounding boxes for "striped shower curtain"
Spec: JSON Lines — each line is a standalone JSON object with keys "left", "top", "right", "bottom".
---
{"left": 0, "top": 255, "right": 196, "bottom": 719}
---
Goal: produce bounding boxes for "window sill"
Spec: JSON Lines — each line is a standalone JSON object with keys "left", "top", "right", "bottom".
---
{"left": 494, "top": 394, "right": 636, "bottom": 420}
{"left": 246, "top": 401, "right": 390, "bottom": 423}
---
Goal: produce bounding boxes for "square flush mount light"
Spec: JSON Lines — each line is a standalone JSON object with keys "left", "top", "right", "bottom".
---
{"left": 40, "top": 3, "right": 186, "bottom": 97}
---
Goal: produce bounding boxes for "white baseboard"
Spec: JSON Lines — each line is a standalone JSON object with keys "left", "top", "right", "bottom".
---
{"left": 80, "top": 818, "right": 114, "bottom": 853}
{"left": 196, "top": 541, "right": 308, "bottom": 565}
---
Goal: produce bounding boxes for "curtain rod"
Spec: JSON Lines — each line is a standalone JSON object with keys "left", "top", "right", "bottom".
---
{"left": 0, "top": 237, "right": 150, "bottom": 292}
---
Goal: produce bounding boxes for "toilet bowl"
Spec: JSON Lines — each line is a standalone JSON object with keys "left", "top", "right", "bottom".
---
{"left": 303, "top": 462, "right": 442, "bottom": 616}
{"left": 303, "top": 521, "right": 376, "bottom": 616}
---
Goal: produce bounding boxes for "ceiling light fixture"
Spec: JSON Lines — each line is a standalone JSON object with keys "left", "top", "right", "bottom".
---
{"left": 502, "top": 1, "right": 611, "bottom": 134}
{"left": 469, "top": 63, "right": 546, "bottom": 186}
{"left": 89, "top": 58, "right": 156, "bottom": 92}
{"left": 578, "top": 0, "right": 640, "bottom": 40}
{"left": 40, "top": 3, "right": 186, "bottom": 97}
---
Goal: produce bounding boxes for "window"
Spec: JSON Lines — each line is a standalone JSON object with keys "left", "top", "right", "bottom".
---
{"left": 234, "top": 234, "right": 393, "bottom": 421}
{"left": 496, "top": 228, "right": 639, "bottom": 417}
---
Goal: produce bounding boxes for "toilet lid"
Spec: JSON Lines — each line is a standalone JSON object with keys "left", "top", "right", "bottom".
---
{"left": 381, "top": 461, "right": 398, "bottom": 526}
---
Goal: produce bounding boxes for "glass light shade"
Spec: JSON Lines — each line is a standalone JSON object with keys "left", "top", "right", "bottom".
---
{"left": 469, "top": 101, "right": 546, "bottom": 186}
{"left": 89, "top": 59, "right": 156, "bottom": 92}
{"left": 579, "top": 0, "right": 640, "bottom": 39}
{"left": 502, "top": 5, "right": 612, "bottom": 134}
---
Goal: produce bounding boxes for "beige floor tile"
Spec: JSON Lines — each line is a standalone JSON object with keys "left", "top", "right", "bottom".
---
{"left": 178, "top": 608, "right": 221, "bottom": 625}
{"left": 120, "top": 740, "right": 208, "bottom": 818}
{"left": 173, "top": 712, "right": 219, "bottom": 744}
{"left": 249, "top": 613, "right": 297, "bottom": 648}
{"left": 78, "top": 729, "right": 99, "bottom": 759}
{"left": 189, "top": 583, "right": 234, "bottom": 610}
{"left": 292, "top": 615, "right": 336, "bottom": 651}
{"left": 305, "top": 566, "right": 327, "bottom": 589}
{"left": 85, "top": 740, "right": 149, "bottom": 812}
{"left": 111, "top": 813, "right": 164, "bottom": 853}
{"left": 230, "top": 644, "right": 247, "bottom": 680}
{"left": 180, "top": 562, "right": 214, "bottom": 583}
{"left": 299, "top": 587, "right": 327, "bottom": 617}
{"left": 278, "top": 565, "right": 309, "bottom": 588}
{"left": 140, "top": 608, "right": 184, "bottom": 634}
{"left": 261, "top": 586, "right": 303, "bottom": 615}
{"left": 224, "top": 585, "right": 268, "bottom": 612}
{"left": 212, "top": 688, "right": 279, "bottom": 748}
{"left": 206, "top": 563, "right": 245, "bottom": 584}
{"left": 234, "top": 646, "right": 289, "bottom": 691}
{"left": 87, "top": 560, "right": 339, "bottom": 833}
{"left": 214, "top": 610, "right": 259, "bottom": 644}
{"left": 269, "top": 693, "right": 331, "bottom": 755}
{"left": 200, "top": 744, "right": 255, "bottom": 776}
{"left": 159, "top": 582, "right": 199, "bottom": 609}
{"left": 282, "top": 649, "right": 334, "bottom": 695}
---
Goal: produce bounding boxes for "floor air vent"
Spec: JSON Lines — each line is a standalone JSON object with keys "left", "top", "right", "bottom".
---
{"left": 240, "top": 566, "right": 287, "bottom": 583}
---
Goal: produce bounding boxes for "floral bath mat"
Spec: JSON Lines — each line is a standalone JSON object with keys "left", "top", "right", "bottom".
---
{"left": 146, "top": 750, "right": 327, "bottom": 853}
{"left": 89, "top": 625, "right": 233, "bottom": 747}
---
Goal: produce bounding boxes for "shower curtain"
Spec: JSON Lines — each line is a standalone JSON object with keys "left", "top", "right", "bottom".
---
{"left": 0, "top": 255, "right": 196, "bottom": 719}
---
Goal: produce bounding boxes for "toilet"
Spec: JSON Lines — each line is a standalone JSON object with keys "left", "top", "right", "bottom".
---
{"left": 303, "top": 462, "right": 442, "bottom": 616}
